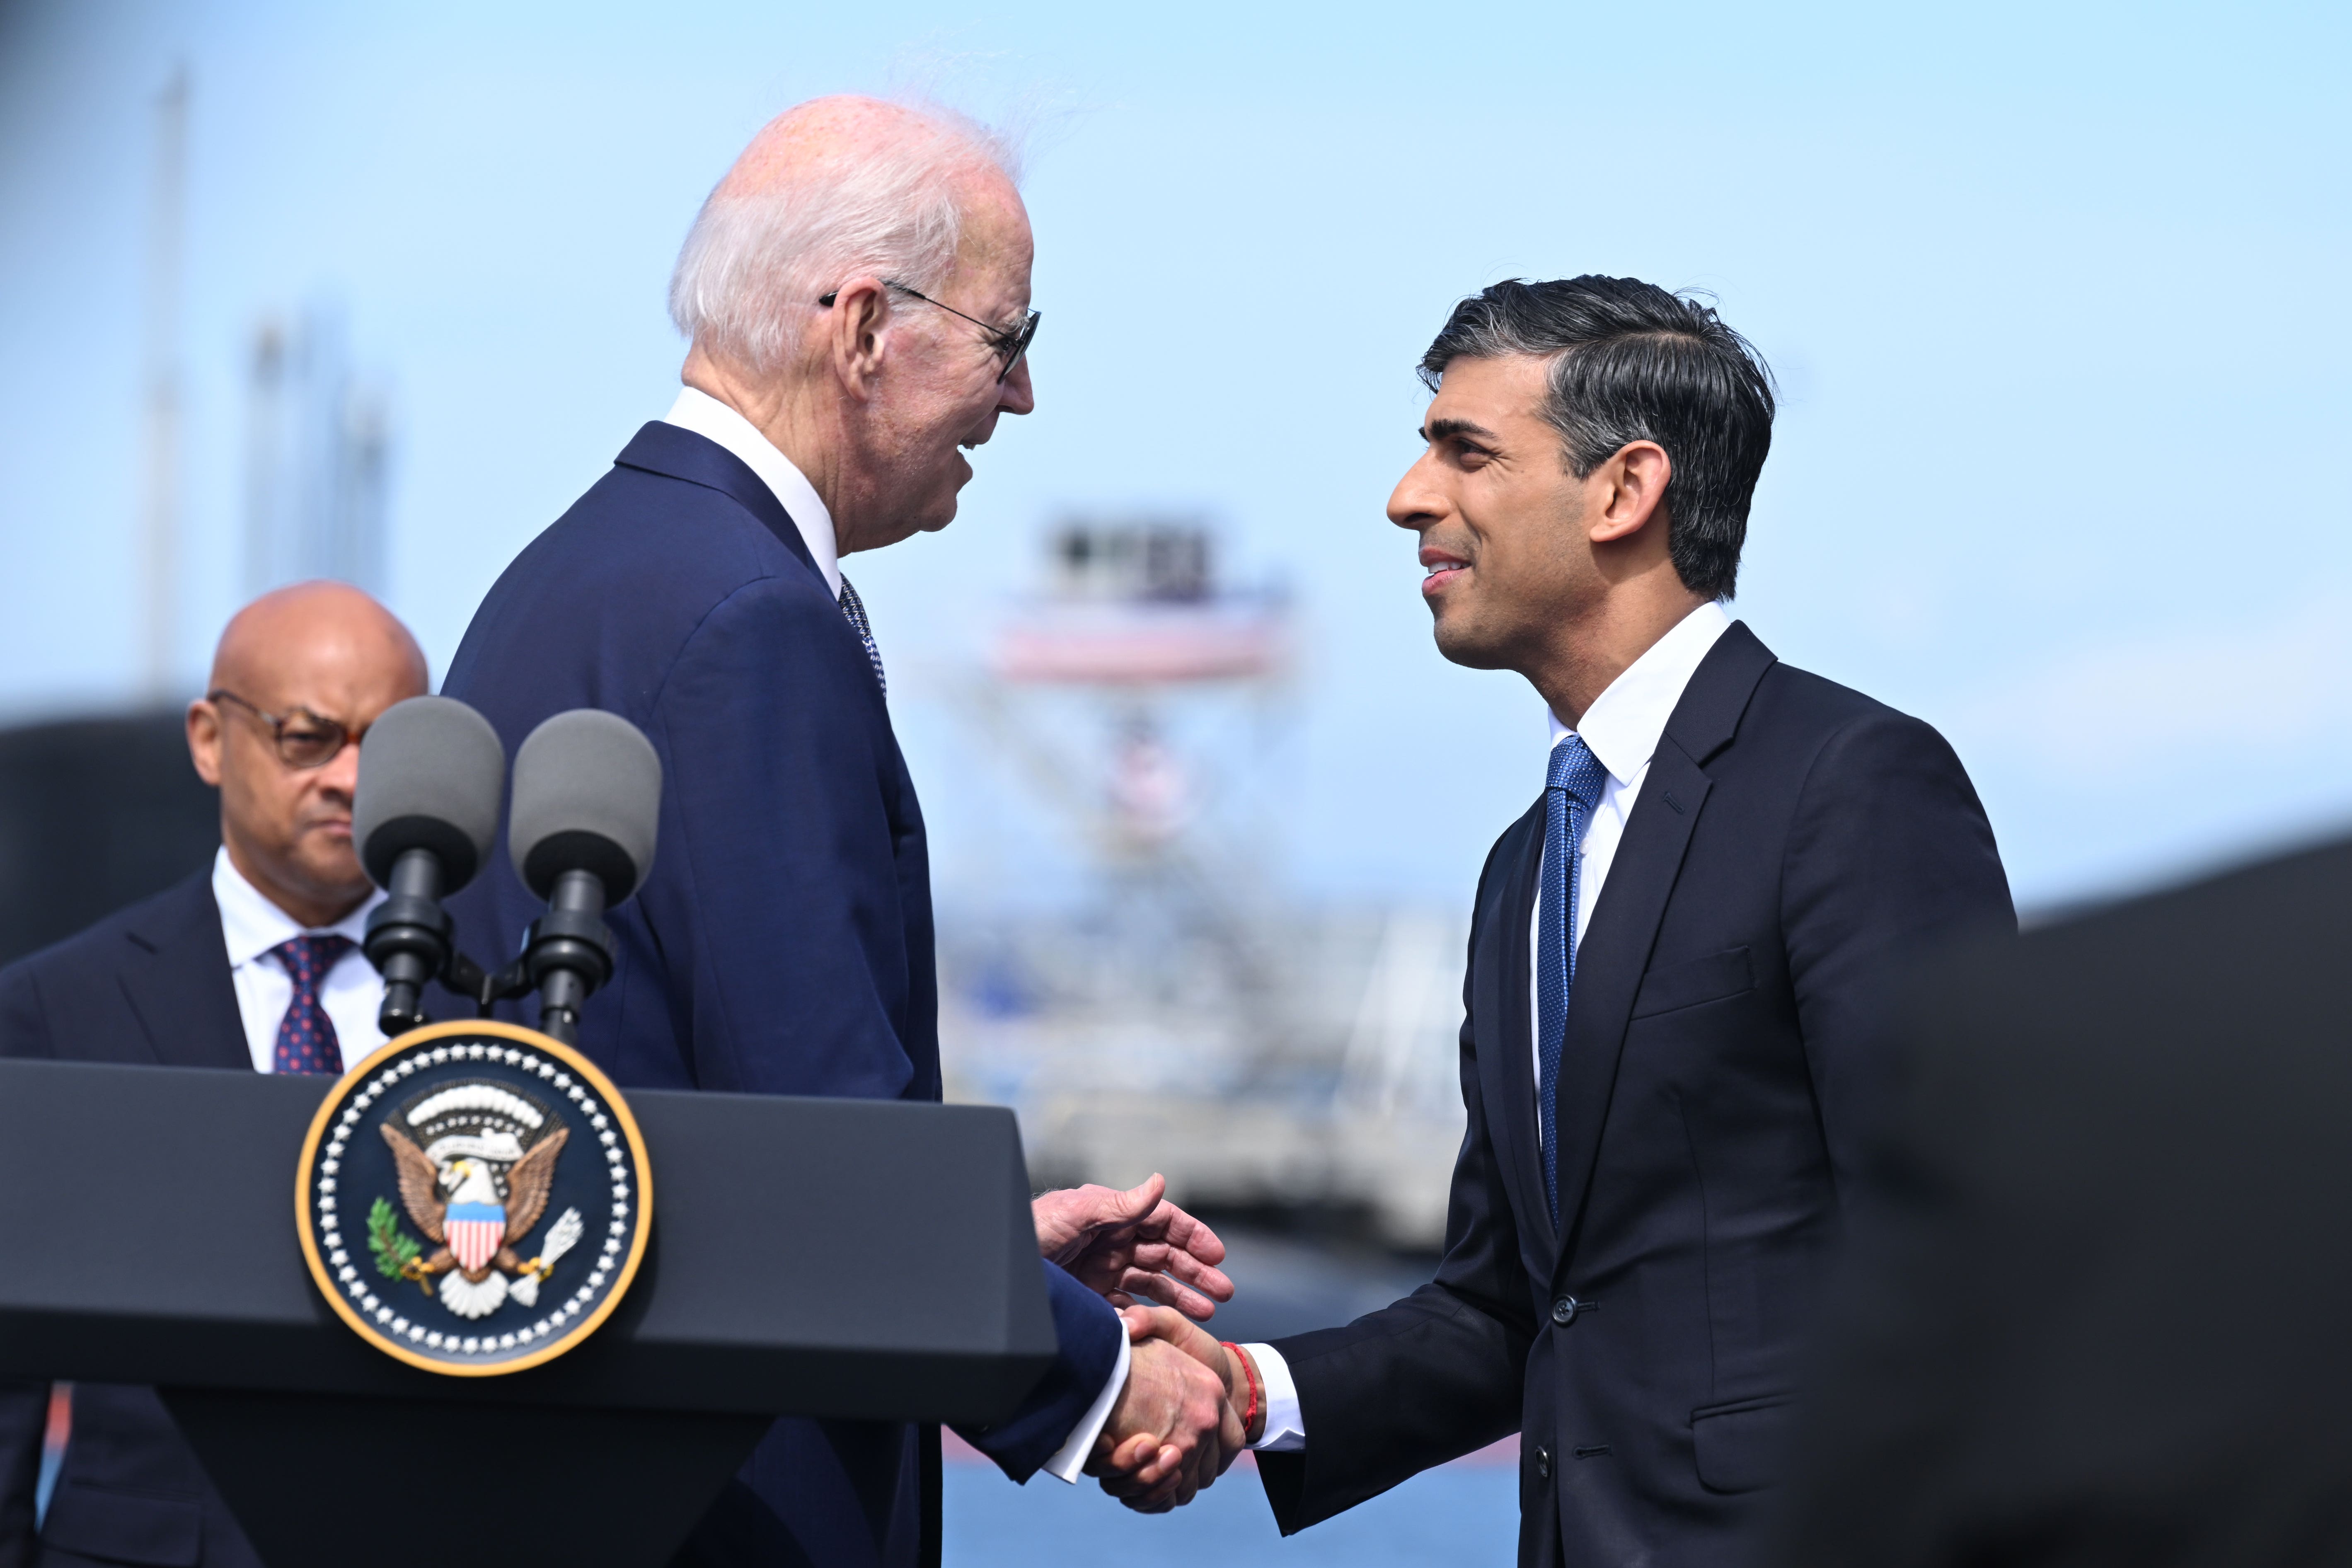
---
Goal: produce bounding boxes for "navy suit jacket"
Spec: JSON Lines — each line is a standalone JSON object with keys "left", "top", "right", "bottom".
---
{"left": 440, "top": 421, "right": 1118, "bottom": 1567}
{"left": 1255, "top": 624, "right": 2015, "bottom": 1568}
{"left": 0, "top": 871, "right": 265, "bottom": 1568}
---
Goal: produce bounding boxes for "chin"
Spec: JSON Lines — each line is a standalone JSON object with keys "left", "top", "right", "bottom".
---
{"left": 1431, "top": 615, "right": 1510, "bottom": 673}
{"left": 911, "top": 485, "right": 960, "bottom": 534}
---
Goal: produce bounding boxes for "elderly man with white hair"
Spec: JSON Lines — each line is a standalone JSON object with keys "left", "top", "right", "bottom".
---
{"left": 441, "top": 97, "right": 1242, "bottom": 1565}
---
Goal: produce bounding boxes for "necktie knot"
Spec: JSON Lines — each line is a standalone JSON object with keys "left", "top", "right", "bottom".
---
{"left": 1547, "top": 733, "right": 1607, "bottom": 807}
{"left": 274, "top": 933, "right": 354, "bottom": 987}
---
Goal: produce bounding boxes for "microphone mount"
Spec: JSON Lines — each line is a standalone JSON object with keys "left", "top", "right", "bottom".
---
{"left": 366, "top": 868, "right": 618, "bottom": 1045}
{"left": 364, "top": 847, "right": 454, "bottom": 1038}
{"left": 520, "top": 869, "right": 615, "bottom": 1045}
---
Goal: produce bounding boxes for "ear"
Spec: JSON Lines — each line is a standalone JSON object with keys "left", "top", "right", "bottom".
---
{"left": 186, "top": 699, "right": 224, "bottom": 787}
{"left": 1588, "top": 440, "right": 1672, "bottom": 546}
{"left": 823, "top": 275, "right": 891, "bottom": 402}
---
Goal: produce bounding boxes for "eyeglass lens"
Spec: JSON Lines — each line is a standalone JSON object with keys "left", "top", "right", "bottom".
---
{"left": 275, "top": 716, "right": 349, "bottom": 768}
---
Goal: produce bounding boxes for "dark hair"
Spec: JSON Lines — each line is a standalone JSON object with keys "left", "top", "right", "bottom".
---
{"left": 1418, "top": 276, "right": 1775, "bottom": 600}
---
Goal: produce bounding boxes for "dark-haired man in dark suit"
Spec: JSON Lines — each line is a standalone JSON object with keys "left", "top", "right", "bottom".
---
{"left": 1117, "top": 276, "right": 2015, "bottom": 1563}
{"left": 0, "top": 579, "right": 430, "bottom": 1568}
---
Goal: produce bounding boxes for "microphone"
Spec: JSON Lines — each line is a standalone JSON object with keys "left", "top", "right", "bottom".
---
{"left": 353, "top": 696, "right": 506, "bottom": 1037}
{"left": 506, "top": 709, "right": 662, "bottom": 1044}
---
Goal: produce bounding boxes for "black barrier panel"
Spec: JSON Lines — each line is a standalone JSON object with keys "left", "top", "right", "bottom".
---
{"left": 0, "top": 710, "right": 219, "bottom": 965}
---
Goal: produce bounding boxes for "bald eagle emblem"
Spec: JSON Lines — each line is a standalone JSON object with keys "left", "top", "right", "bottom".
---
{"left": 370, "top": 1079, "right": 583, "bottom": 1321}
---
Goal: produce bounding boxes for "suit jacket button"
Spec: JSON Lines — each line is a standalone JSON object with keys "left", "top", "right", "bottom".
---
{"left": 1533, "top": 1444, "right": 1552, "bottom": 1480}
{"left": 1551, "top": 1295, "right": 1579, "bottom": 1325}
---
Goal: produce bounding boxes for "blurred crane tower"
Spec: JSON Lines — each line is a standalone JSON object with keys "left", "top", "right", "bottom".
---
{"left": 242, "top": 310, "right": 392, "bottom": 598}
{"left": 986, "top": 518, "right": 1292, "bottom": 1020}
{"left": 941, "top": 522, "right": 1464, "bottom": 1246}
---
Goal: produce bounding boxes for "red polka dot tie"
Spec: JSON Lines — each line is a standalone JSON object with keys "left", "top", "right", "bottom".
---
{"left": 271, "top": 934, "right": 355, "bottom": 1075}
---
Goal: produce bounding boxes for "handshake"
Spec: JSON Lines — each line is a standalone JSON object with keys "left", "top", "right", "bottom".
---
{"left": 1032, "top": 1176, "right": 1268, "bottom": 1512}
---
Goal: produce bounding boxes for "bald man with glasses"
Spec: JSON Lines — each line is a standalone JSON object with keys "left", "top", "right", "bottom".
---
{"left": 0, "top": 579, "right": 428, "bottom": 1568}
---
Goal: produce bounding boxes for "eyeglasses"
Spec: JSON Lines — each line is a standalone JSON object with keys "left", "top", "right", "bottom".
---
{"left": 816, "top": 280, "right": 1040, "bottom": 384}
{"left": 208, "top": 690, "right": 368, "bottom": 769}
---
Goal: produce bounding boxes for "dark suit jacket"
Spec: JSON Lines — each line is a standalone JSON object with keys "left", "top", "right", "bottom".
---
{"left": 1256, "top": 622, "right": 2014, "bottom": 1568}
{"left": 440, "top": 421, "right": 1118, "bottom": 1568}
{"left": 1771, "top": 836, "right": 2352, "bottom": 1568}
{"left": 0, "top": 871, "right": 265, "bottom": 1568}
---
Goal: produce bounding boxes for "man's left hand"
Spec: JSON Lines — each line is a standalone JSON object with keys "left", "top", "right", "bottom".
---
{"left": 1034, "top": 1173, "right": 1234, "bottom": 1321}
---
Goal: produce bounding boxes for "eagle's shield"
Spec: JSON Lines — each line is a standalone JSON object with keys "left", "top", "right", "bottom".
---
{"left": 446, "top": 1202, "right": 506, "bottom": 1272}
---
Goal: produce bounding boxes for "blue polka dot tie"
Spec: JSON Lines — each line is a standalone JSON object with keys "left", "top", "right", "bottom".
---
{"left": 1537, "top": 734, "right": 1607, "bottom": 1231}
{"left": 837, "top": 576, "right": 887, "bottom": 697}
{"left": 271, "top": 934, "right": 354, "bottom": 1075}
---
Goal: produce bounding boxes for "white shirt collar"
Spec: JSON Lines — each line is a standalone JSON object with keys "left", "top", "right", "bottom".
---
{"left": 1547, "top": 600, "right": 1736, "bottom": 784}
{"left": 211, "top": 845, "right": 382, "bottom": 969}
{"left": 662, "top": 385, "right": 842, "bottom": 598}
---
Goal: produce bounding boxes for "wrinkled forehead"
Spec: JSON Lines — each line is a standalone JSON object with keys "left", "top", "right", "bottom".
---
{"left": 946, "top": 167, "right": 1034, "bottom": 300}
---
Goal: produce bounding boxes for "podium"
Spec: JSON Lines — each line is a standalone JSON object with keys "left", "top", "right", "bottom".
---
{"left": 0, "top": 1057, "right": 1057, "bottom": 1565}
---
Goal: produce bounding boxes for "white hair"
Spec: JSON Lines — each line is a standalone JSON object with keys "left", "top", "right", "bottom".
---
{"left": 667, "top": 101, "right": 1024, "bottom": 377}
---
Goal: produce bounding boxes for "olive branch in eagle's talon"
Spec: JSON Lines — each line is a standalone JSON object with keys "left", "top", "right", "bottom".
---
{"left": 366, "top": 1196, "right": 425, "bottom": 1286}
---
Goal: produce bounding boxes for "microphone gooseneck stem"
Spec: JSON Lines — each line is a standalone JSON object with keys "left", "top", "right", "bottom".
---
{"left": 531, "top": 868, "right": 612, "bottom": 1046}
{"left": 366, "top": 846, "right": 448, "bottom": 1038}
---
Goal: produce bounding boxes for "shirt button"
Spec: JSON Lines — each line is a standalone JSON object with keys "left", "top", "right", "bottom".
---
{"left": 1551, "top": 1295, "right": 1579, "bottom": 1326}
{"left": 1532, "top": 1444, "right": 1552, "bottom": 1480}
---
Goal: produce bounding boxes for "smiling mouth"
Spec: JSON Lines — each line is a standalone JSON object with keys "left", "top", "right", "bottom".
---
{"left": 1421, "top": 559, "right": 1468, "bottom": 594}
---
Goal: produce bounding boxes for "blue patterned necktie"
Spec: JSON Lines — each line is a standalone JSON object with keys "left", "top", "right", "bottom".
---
{"left": 271, "top": 933, "right": 353, "bottom": 1075}
{"left": 837, "top": 576, "right": 887, "bottom": 697}
{"left": 1537, "top": 734, "right": 1608, "bottom": 1230}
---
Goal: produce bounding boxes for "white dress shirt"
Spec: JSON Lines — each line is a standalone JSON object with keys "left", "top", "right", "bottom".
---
{"left": 212, "top": 847, "right": 388, "bottom": 1074}
{"left": 666, "top": 381, "right": 1122, "bottom": 1478}
{"left": 663, "top": 386, "right": 842, "bottom": 598}
{"left": 1244, "top": 600, "right": 1735, "bottom": 1453}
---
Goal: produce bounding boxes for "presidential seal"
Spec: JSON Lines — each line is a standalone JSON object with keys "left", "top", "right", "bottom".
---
{"left": 295, "top": 1020, "right": 652, "bottom": 1375}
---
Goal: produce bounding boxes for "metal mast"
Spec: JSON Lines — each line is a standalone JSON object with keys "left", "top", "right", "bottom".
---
{"left": 139, "top": 66, "right": 188, "bottom": 700}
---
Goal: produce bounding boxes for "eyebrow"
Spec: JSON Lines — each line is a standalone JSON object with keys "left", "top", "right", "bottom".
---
{"left": 1423, "top": 417, "right": 1499, "bottom": 443}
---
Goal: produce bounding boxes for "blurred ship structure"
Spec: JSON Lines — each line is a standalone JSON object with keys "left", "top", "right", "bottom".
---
{"left": 937, "top": 521, "right": 1466, "bottom": 1246}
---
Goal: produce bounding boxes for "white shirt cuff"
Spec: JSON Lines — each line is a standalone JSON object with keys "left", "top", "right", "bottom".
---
{"left": 1039, "top": 1330, "right": 1130, "bottom": 1483}
{"left": 1243, "top": 1342, "right": 1305, "bottom": 1452}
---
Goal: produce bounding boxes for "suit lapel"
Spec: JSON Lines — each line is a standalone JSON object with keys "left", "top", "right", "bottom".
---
{"left": 1548, "top": 622, "right": 1777, "bottom": 1280}
{"left": 1473, "top": 803, "right": 1555, "bottom": 1281}
{"left": 117, "top": 874, "right": 255, "bottom": 1071}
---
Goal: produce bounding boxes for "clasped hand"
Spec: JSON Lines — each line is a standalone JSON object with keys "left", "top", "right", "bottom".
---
{"left": 1086, "top": 1305, "right": 1265, "bottom": 1511}
{"left": 1027, "top": 1175, "right": 1254, "bottom": 1510}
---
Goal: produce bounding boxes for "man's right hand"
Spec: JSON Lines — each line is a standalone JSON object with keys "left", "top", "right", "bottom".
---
{"left": 1118, "top": 1303, "right": 1265, "bottom": 1445}
{"left": 1083, "top": 1332, "right": 1244, "bottom": 1511}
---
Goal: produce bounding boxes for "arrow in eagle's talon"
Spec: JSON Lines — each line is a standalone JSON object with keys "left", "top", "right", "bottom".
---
{"left": 538, "top": 1208, "right": 585, "bottom": 1271}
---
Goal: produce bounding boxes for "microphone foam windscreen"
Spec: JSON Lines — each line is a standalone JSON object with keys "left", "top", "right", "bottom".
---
{"left": 353, "top": 696, "right": 507, "bottom": 891}
{"left": 508, "top": 709, "right": 663, "bottom": 903}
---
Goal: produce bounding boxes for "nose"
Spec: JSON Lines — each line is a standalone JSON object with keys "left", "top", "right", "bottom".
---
{"left": 1387, "top": 446, "right": 1442, "bottom": 531}
{"left": 316, "top": 734, "right": 363, "bottom": 798}
{"left": 996, "top": 356, "right": 1035, "bottom": 417}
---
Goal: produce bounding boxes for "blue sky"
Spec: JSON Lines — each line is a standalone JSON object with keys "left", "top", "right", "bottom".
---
{"left": 2, "top": 0, "right": 2347, "bottom": 914}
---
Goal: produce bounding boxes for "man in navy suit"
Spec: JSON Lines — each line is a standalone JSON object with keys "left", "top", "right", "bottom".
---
{"left": 1116, "top": 278, "right": 2015, "bottom": 1561}
{"left": 440, "top": 96, "right": 1242, "bottom": 1566}
{"left": 0, "top": 581, "right": 432, "bottom": 1568}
